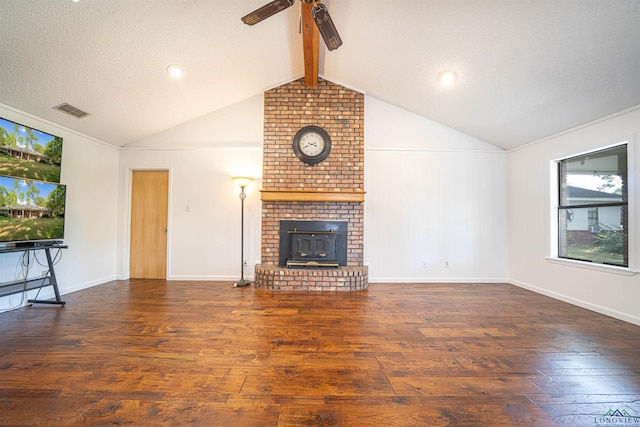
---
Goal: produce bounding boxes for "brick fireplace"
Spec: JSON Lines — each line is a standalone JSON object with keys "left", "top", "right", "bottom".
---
{"left": 254, "top": 78, "right": 368, "bottom": 291}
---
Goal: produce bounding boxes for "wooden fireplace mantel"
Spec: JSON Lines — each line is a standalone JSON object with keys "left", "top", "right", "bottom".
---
{"left": 260, "top": 190, "right": 365, "bottom": 203}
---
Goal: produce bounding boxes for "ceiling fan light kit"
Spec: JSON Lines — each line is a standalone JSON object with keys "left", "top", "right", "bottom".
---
{"left": 242, "top": 0, "right": 342, "bottom": 51}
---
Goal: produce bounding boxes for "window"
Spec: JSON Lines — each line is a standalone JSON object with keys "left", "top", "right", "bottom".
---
{"left": 587, "top": 207, "right": 599, "bottom": 231}
{"left": 558, "top": 144, "right": 628, "bottom": 267}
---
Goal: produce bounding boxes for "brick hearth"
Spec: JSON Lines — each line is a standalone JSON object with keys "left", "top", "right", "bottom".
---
{"left": 255, "top": 78, "right": 367, "bottom": 291}
{"left": 255, "top": 265, "right": 368, "bottom": 292}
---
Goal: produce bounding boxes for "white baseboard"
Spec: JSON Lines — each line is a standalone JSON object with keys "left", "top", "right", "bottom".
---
{"left": 509, "top": 278, "right": 640, "bottom": 326}
{"left": 59, "top": 275, "right": 118, "bottom": 295}
{"left": 167, "top": 275, "right": 253, "bottom": 281}
{"left": 368, "top": 276, "right": 509, "bottom": 284}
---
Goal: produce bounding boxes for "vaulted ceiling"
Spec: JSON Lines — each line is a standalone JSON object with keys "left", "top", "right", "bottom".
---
{"left": 1, "top": 0, "right": 640, "bottom": 150}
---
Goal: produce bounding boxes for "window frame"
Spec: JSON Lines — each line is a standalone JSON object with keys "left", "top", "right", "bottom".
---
{"left": 549, "top": 140, "right": 637, "bottom": 274}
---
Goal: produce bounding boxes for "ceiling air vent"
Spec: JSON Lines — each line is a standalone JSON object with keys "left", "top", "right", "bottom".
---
{"left": 53, "top": 103, "right": 90, "bottom": 119}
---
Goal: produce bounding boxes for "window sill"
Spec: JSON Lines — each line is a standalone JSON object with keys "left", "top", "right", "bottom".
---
{"left": 545, "top": 257, "right": 639, "bottom": 276}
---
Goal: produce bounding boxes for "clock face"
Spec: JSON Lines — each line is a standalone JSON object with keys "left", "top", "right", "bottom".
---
{"left": 292, "top": 126, "right": 331, "bottom": 165}
{"left": 299, "top": 132, "right": 326, "bottom": 156}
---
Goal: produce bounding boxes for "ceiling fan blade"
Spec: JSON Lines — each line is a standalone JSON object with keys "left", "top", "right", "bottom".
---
{"left": 311, "top": 3, "right": 342, "bottom": 51}
{"left": 241, "top": 0, "right": 295, "bottom": 26}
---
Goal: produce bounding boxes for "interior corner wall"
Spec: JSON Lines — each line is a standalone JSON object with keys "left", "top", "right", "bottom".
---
{"left": 0, "top": 103, "right": 119, "bottom": 312}
{"left": 508, "top": 106, "right": 640, "bottom": 325}
{"left": 364, "top": 96, "right": 509, "bottom": 282}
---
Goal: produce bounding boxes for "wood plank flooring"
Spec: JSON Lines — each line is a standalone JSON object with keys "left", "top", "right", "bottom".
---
{"left": 1, "top": 280, "right": 639, "bottom": 426}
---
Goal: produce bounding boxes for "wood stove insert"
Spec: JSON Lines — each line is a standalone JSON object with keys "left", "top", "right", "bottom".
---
{"left": 279, "top": 220, "right": 347, "bottom": 267}
{"left": 287, "top": 230, "right": 339, "bottom": 267}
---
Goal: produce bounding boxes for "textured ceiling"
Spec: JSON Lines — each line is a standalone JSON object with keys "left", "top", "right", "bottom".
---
{"left": 1, "top": 0, "right": 639, "bottom": 150}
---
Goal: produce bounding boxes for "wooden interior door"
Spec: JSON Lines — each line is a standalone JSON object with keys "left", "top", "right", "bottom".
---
{"left": 130, "top": 170, "right": 168, "bottom": 279}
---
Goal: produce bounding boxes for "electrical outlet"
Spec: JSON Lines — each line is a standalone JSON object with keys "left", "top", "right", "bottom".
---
{"left": 444, "top": 261, "right": 450, "bottom": 268}
{"left": 422, "top": 260, "right": 428, "bottom": 268}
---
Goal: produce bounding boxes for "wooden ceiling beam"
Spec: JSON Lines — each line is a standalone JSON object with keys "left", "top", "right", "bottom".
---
{"left": 301, "top": 1, "right": 319, "bottom": 87}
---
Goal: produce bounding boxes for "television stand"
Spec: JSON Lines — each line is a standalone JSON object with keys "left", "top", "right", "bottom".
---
{"left": 0, "top": 244, "right": 68, "bottom": 306}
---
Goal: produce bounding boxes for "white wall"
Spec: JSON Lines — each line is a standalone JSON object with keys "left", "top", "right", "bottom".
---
{"left": 118, "top": 94, "right": 264, "bottom": 280}
{"left": 0, "top": 103, "right": 119, "bottom": 312}
{"left": 364, "top": 96, "right": 509, "bottom": 282}
{"left": 508, "top": 106, "right": 640, "bottom": 325}
{"left": 117, "top": 147, "right": 262, "bottom": 280}
{"left": 117, "top": 94, "right": 264, "bottom": 280}
{"left": 126, "top": 95, "right": 263, "bottom": 148}
{"left": 118, "top": 94, "right": 510, "bottom": 284}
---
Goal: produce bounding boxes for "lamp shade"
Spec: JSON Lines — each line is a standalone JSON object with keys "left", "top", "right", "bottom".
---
{"left": 231, "top": 176, "right": 254, "bottom": 188}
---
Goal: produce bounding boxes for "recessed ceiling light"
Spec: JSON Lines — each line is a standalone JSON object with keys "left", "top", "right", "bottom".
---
{"left": 439, "top": 71, "right": 457, "bottom": 87}
{"left": 166, "top": 65, "right": 183, "bottom": 79}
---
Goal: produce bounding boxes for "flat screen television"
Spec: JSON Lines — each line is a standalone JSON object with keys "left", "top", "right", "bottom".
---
{"left": 0, "top": 117, "right": 62, "bottom": 183}
{"left": 0, "top": 175, "right": 66, "bottom": 246}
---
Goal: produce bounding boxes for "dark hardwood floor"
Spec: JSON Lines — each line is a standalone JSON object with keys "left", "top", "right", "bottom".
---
{"left": 1, "top": 280, "right": 639, "bottom": 426}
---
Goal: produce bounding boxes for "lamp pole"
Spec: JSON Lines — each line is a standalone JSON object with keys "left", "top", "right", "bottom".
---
{"left": 232, "top": 177, "right": 254, "bottom": 287}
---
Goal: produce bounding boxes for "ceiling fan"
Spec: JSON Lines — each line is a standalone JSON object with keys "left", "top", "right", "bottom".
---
{"left": 242, "top": 0, "right": 343, "bottom": 51}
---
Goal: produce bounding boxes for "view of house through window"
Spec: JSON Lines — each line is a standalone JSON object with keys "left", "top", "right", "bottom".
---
{"left": 558, "top": 144, "right": 628, "bottom": 267}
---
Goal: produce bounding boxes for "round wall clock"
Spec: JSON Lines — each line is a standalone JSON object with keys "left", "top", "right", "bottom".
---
{"left": 292, "top": 125, "right": 331, "bottom": 165}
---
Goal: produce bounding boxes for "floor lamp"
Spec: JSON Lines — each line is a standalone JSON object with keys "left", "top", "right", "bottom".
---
{"left": 231, "top": 176, "right": 254, "bottom": 288}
